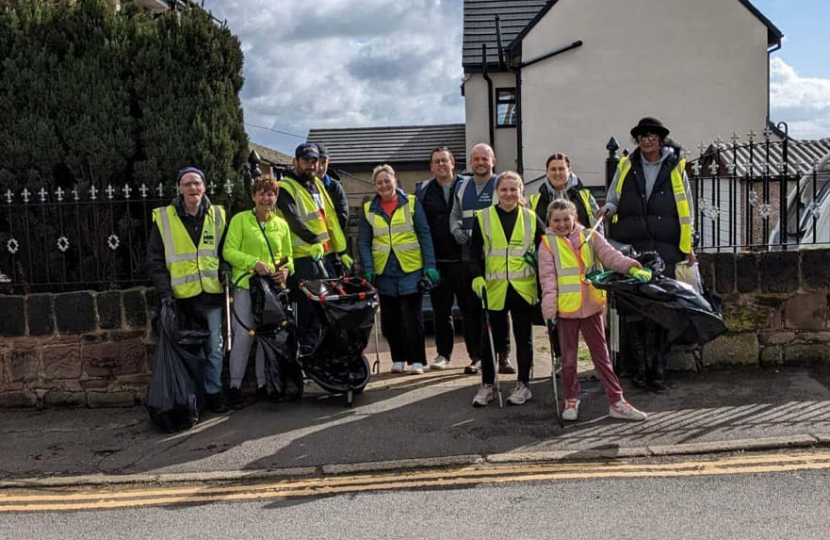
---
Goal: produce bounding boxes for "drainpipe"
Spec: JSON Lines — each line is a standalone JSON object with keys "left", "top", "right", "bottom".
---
{"left": 766, "top": 41, "right": 782, "bottom": 128}
{"left": 481, "top": 44, "right": 495, "bottom": 150}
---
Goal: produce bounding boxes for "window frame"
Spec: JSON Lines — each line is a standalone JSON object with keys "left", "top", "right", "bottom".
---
{"left": 495, "top": 87, "right": 517, "bottom": 128}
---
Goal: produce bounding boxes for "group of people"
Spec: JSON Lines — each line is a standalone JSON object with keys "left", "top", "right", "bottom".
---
{"left": 148, "top": 116, "right": 693, "bottom": 423}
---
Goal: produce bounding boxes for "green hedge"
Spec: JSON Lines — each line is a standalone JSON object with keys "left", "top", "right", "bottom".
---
{"left": 0, "top": 0, "right": 249, "bottom": 197}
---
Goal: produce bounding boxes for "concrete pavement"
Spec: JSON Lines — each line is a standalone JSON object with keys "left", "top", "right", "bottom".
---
{"left": 2, "top": 329, "right": 830, "bottom": 487}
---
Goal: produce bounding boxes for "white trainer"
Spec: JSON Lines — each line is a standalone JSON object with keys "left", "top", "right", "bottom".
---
{"left": 472, "top": 384, "right": 497, "bottom": 407}
{"left": 430, "top": 355, "right": 450, "bottom": 370}
{"left": 410, "top": 362, "right": 425, "bottom": 375}
{"left": 609, "top": 399, "right": 648, "bottom": 421}
{"left": 391, "top": 362, "right": 404, "bottom": 374}
{"left": 506, "top": 382, "right": 532, "bottom": 405}
{"left": 562, "top": 398, "right": 580, "bottom": 421}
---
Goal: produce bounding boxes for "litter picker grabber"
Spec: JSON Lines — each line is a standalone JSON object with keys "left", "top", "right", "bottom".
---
{"left": 546, "top": 319, "right": 564, "bottom": 427}
{"left": 223, "top": 275, "right": 232, "bottom": 354}
{"left": 481, "top": 290, "right": 503, "bottom": 408}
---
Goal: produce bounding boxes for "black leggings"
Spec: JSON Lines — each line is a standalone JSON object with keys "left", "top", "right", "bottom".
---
{"left": 379, "top": 292, "right": 426, "bottom": 366}
{"left": 481, "top": 286, "right": 535, "bottom": 385}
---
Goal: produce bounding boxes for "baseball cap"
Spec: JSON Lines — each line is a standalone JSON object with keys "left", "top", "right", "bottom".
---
{"left": 295, "top": 143, "right": 320, "bottom": 160}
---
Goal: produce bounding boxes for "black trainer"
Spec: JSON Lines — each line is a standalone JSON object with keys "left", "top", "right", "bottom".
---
{"left": 205, "top": 391, "right": 229, "bottom": 413}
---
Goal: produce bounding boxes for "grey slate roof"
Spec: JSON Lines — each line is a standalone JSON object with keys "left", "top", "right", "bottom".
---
{"left": 307, "top": 124, "right": 466, "bottom": 166}
{"left": 703, "top": 138, "right": 830, "bottom": 178}
{"left": 248, "top": 142, "right": 293, "bottom": 167}
{"left": 463, "top": 0, "right": 782, "bottom": 71}
{"left": 462, "top": 0, "right": 549, "bottom": 70}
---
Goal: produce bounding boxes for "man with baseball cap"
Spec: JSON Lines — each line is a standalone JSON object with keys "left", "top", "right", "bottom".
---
{"left": 277, "top": 142, "right": 352, "bottom": 353}
{"left": 147, "top": 166, "right": 229, "bottom": 413}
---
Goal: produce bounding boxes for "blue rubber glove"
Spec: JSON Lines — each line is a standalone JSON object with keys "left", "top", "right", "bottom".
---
{"left": 309, "top": 243, "right": 324, "bottom": 262}
{"left": 471, "top": 276, "right": 486, "bottom": 298}
{"left": 340, "top": 253, "right": 353, "bottom": 271}
{"left": 364, "top": 270, "right": 375, "bottom": 284}
{"left": 424, "top": 267, "right": 440, "bottom": 285}
{"left": 629, "top": 266, "right": 652, "bottom": 283}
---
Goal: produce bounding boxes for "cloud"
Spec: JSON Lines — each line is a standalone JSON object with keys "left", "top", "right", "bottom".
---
{"left": 206, "top": 0, "right": 465, "bottom": 153}
{"left": 770, "top": 57, "right": 830, "bottom": 140}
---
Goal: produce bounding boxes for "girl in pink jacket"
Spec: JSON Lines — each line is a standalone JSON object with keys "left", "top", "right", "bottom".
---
{"left": 539, "top": 199, "right": 649, "bottom": 422}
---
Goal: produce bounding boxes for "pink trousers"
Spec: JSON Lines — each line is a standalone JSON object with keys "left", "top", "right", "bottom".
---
{"left": 558, "top": 311, "right": 623, "bottom": 405}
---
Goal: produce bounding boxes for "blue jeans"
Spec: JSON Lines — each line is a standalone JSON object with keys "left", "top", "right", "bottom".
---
{"left": 202, "top": 306, "right": 224, "bottom": 394}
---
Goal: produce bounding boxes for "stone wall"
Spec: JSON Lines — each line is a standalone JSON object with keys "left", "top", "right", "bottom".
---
{"left": 695, "top": 249, "right": 830, "bottom": 367}
{"left": 0, "top": 288, "right": 157, "bottom": 408}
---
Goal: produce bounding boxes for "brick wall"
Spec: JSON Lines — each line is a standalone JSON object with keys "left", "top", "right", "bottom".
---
{"left": 0, "top": 288, "right": 158, "bottom": 408}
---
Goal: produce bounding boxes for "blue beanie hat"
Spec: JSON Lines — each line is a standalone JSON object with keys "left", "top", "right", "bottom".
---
{"left": 177, "top": 166, "right": 206, "bottom": 183}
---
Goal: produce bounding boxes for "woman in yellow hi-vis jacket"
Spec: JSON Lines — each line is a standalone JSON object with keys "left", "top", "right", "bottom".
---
{"left": 468, "top": 171, "right": 546, "bottom": 407}
{"left": 357, "top": 164, "right": 439, "bottom": 375}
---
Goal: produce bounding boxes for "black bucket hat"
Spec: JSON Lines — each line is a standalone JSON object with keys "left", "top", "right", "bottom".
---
{"left": 630, "top": 117, "right": 670, "bottom": 139}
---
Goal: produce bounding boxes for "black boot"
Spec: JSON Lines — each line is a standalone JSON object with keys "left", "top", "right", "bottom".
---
{"left": 227, "top": 387, "right": 244, "bottom": 410}
{"left": 629, "top": 322, "right": 648, "bottom": 389}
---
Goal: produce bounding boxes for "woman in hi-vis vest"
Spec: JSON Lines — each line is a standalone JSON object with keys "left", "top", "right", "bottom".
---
{"left": 357, "top": 164, "right": 439, "bottom": 375}
{"left": 468, "top": 171, "right": 546, "bottom": 408}
{"left": 539, "top": 199, "right": 648, "bottom": 422}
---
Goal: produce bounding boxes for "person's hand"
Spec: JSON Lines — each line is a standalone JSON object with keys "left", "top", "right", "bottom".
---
{"left": 364, "top": 270, "right": 375, "bottom": 284}
{"left": 523, "top": 250, "right": 538, "bottom": 268}
{"left": 310, "top": 243, "right": 324, "bottom": 262}
{"left": 254, "top": 261, "right": 271, "bottom": 276}
{"left": 424, "top": 267, "right": 440, "bottom": 285}
{"left": 546, "top": 317, "right": 557, "bottom": 329}
{"left": 471, "top": 276, "right": 486, "bottom": 298}
{"left": 272, "top": 267, "right": 289, "bottom": 284}
{"left": 340, "top": 253, "right": 353, "bottom": 271}
{"left": 221, "top": 269, "right": 232, "bottom": 286}
{"left": 629, "top": 266, "right": 652, "bottom": 283}
{"left": 687, "top": 251, "right": 697, "bottom": 264}
{"left": 600, "top": 205, "right": 613, "bottom": 218}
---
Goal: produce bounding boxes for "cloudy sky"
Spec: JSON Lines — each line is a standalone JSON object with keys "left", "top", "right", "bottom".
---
{"left": 206, "top": 0, "right": 830, "bottom": 155}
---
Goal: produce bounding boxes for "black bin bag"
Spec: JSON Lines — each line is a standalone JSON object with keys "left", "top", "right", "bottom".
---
{"left": 146, "top": 300, "right": 209, "bottom": 433}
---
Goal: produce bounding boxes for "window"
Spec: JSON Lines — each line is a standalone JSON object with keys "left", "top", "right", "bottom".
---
{"left": 496, "top": 88, "right": 517, "bottom": 127}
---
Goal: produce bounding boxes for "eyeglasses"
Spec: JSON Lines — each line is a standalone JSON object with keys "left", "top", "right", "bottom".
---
{"left": 637, "top": 133, "right": 658, "bottom": 142}
{"left": 431, "top": 158, "right": 452, "bottom": 165}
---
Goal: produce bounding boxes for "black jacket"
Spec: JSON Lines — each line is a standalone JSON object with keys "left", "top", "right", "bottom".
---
{"left": 533, "top": 176, "right": 595, "bottom": 229}
{"left": 417, "top": 176, "right": 463, "bottom": 263}
{"left": 609, "top": 148, "right": 684, "bottom": 268}
{"left": 146, "top": 195, "right": 224, "bottom": 312}
{"left": 322, "top": 173, "right": 349, "bottom": 231}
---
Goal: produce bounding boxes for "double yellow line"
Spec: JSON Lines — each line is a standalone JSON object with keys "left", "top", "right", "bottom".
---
{"left": 4, "top": 451, "right": 830, "bottom": 513}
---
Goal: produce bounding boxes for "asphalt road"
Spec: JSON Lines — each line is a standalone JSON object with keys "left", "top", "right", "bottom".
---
{"left": 3, "top": 452, "right": 830, "bottom": 540}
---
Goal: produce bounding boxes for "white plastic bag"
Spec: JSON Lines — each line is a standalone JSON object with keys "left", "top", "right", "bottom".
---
{"left": 675, "top": 261, "right": 703, "bottom": 294}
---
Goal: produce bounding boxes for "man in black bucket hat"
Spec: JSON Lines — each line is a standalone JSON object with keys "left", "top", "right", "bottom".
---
{"left": 602, "top": 117, "right": 695, "bottom": 391}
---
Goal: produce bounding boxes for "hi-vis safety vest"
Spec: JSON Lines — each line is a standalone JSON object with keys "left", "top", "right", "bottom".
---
{"left": 529, "top": 188, "right": 595, "bottom": 227}
{"left": 613, "top": 156, "right": 692, "bottom": 254}
{"left": 278, "top": 176, "right": 347, "bottom": 258}
{"left": 477, "top": 206, "right": 538, "bottom": 311}
{"left": 364, "top": 195, "right": 423, "bottom": 274}
{"left": 542, "top": 231, "right": 606, "bottom": 315}
{"left": 153, "top": 204, "right": 225, "bottom": 299}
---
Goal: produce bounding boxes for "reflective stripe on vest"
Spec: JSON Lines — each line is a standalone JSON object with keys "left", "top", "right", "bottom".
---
{"left": 477, "top": 206, "right": 538, "bottom": 311}
{"left": 278, "top": 176, "right": 347, "bottom": 257}
{"left": 153, "top": 204, "right": 225, "bottom": 299}
{"left": 614, "top": 156, "right": 692, "bottom": 253}
{"left": 456, "top": 176, "right": 496, "bottom": 232}
{"left": 546, "top": 231, "right": 606, "bottom": 315}
{"left": 363, "top": 195, "right": 423, "bottom": 274}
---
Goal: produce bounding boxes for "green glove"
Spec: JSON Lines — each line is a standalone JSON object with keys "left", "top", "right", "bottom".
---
{"left": 340, "top": 253, "right": 353, "bottom": 271}
{"left": 424, "top": 267, "right": 440, "bottom": 285}
{"left": 471, "top": 276, "right": 486, "bottom": 298}
{"left": 364, "top": 270, "right": 375, "bottom": 284}
{"left": 310, "top": 243, "right": 324, "bottom": 262}
{"left": 629, "top": 266, "right": 652, "bottom": 283}
{"left": 523, "top": 250, "right": 538, "bottom": 268}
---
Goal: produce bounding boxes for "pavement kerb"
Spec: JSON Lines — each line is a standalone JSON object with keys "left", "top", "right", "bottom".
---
{"left": 2, "top": 433, "right": 829, "bottom": 490}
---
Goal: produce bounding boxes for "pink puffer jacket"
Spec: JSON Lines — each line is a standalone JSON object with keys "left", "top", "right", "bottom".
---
{"left": 538, "top": 223, "right": 639, "bottom": 320}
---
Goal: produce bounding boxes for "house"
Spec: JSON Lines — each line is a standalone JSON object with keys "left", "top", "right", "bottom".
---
{"left": 462, "top": 0, "right": 783, "bottom": 188}
{"left": 307, "top": 124, "right": 467, "bottom": 205}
